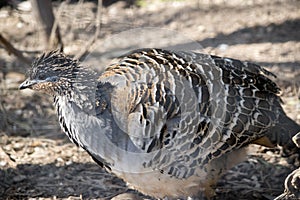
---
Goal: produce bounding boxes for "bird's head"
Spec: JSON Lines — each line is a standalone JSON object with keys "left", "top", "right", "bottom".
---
{"left": 19, "top": 51, "right": 94, "bottom": 96}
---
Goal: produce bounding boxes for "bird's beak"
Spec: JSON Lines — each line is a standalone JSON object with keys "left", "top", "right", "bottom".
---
{"left": 19, "top": 79, "right": 38, "bottom": 90}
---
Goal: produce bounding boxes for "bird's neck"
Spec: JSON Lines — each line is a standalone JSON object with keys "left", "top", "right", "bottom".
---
{"left": 53, "top": 83, "right": 159, "bottom": 174}
{"left": 55, "top": 68, "right": 99, "bottom": 113}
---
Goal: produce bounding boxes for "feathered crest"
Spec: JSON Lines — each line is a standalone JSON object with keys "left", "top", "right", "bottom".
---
{"left": 29, "top": 50, "right": 80, "bottom": 79}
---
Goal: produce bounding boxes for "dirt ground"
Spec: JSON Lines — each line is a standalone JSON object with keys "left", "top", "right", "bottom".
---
{"left": 0, "top": 0, "right": 300, "bottom": 199}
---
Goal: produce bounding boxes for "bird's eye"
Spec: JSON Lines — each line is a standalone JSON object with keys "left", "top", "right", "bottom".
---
{"left": 37, "top": 74, "right": 46, "bottom": 80}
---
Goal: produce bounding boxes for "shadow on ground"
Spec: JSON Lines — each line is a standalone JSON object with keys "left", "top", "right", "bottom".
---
{"left": 0, "top": 155, "right": 293, "bottom": 200}
{"left": 0, "top": 162, "right": 128, "bottom": 199}
{"left": 165, "top": 19, "right": 300, "bottom": 51}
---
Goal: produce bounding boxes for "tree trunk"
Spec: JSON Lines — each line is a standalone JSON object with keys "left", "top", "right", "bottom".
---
{"left": 30, "top": 0, "right": 63, "bottom": 50}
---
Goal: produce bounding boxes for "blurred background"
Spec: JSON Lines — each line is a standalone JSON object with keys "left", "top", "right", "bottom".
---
{"left": 0, "top": 0, "right": 299, "bottom": 199}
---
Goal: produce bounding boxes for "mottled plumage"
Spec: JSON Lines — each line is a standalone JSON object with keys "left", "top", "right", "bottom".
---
{"left": 20, "top": 48, "right": 300, "bottom": 199}
{"left": 275, "top": 132, "right": 300, "bottom": 200}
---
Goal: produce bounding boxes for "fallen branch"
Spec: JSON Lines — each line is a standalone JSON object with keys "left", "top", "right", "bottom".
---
{"left": 0, "top": 34, "right": 31, "bottom": 65}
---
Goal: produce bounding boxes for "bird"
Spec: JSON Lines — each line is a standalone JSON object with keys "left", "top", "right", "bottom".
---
{"left": 275, "top": 132, "right": 300, "bottom": 200}
{"left": 275, "top": 166, "right": 300, "bottom": 200}
{"left": 19, "top": 48, "right": 300, "bottom": 199}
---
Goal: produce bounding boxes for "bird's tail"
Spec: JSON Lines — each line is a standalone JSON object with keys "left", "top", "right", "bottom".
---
{"left": 266, "top": 113, "right": 300, "bottom": 155}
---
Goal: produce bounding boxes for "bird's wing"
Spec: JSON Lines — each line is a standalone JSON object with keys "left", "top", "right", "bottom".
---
{"left": 98, "top": 49, "right": 203, "bottom": 153}
{"left": 98, "top": 49, "right": 284, "bottom": 178}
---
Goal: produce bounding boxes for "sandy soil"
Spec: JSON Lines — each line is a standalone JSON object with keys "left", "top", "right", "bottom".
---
{"left": 0, "top": 0, "right": 299, "bottom": 199}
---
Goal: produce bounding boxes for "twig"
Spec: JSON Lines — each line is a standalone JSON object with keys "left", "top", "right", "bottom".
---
{"left": 74, "top": 0, "right": 103, "bottom": 61}
{"left": 0, "top": 34, "right": 31, "bottom": 65}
